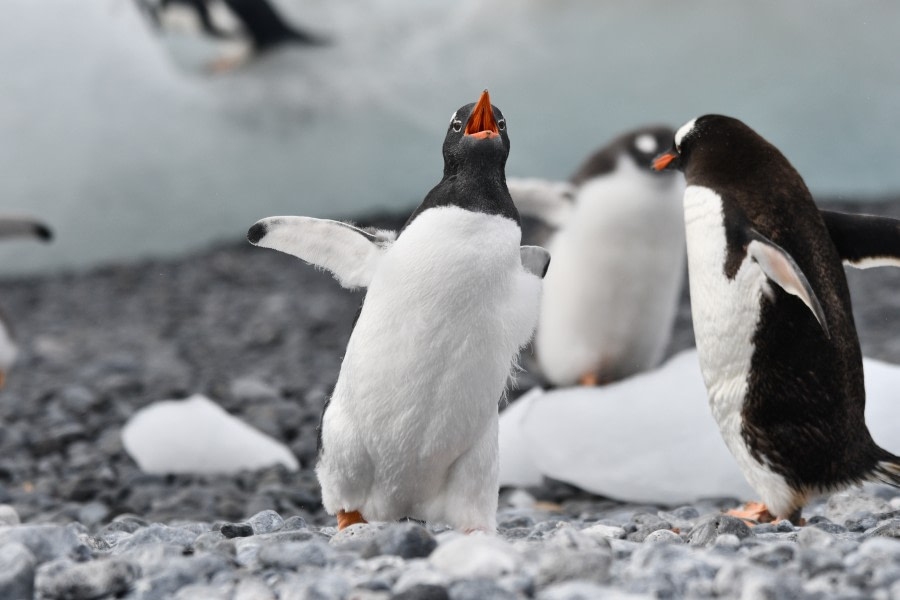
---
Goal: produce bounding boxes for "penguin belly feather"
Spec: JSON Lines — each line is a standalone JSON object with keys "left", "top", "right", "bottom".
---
{"left": 683, "top": 185, "right": 799, "bottom": 516}
{"left": 316, "top": 206, "right": 542, "bottom": 531}
{"left": 534, "top": 163, "right": 685, "bottom": 385}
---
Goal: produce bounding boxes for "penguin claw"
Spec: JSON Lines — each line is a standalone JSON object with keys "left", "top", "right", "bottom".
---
{"left": 336, "top": 510, "right": 367, "bottom": 530}
{"left": 578, "top": 373, "right": 599, "bottom": 386}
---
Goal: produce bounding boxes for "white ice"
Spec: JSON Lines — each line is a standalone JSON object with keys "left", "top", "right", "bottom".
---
{"left": 122, "top": 394, "right": 299, "bottom": 474}
{"left": 500, "top": 348, "right": 900, "bottom": 505}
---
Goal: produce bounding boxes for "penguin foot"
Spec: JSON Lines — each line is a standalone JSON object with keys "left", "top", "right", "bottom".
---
{"left": 0, "top": 370, "right": 5, "bottom": 389}
{"left": 725, "top": 501, "right": 776, "bottom": 526}
{"left": 336, "top": 510, "right": 367, "bottom": 530}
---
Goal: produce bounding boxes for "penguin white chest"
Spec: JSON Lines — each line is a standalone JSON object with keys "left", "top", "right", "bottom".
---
{"left": 535, "top": 166, "right": 686, "bottom": 384}
{"left": 317, "top": 205, "right": 542, "bottom": 529}
{"left": 683, "top": 185, "right": 794, "bottom": 512}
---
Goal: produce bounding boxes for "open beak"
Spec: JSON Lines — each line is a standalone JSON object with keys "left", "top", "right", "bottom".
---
{"left": 652, "top": 150, "right": 679, "bottom": 171}
{"left": 465, "top": 90, "right": 500, "bottom": 140}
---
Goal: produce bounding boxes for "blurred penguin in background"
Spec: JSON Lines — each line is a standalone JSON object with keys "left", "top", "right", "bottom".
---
{"left": 0, "top": 217, "right": 53, "bottom": 387}
{"left": 508, "top": 126, "right": 686, "bottom": 387}
{"left": 135, "top": 0, "right": 328, "bottom": 73}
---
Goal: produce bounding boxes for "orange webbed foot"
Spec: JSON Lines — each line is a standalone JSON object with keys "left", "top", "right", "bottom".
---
{"left": 725, "top": 501, "right": 777, "bottom": 526}
{"left": 337, "top": 510, "right": 367, "bottom": 530}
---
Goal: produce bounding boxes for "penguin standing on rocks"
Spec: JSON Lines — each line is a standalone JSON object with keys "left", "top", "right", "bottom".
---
{"left": 0, "top": 217, "right": 53, "bottom": 387}
{"left": 135, "top": 0, "right": 327, "bottom": 72}
{"left": 248, "top": 90, "right": 549, "bottom": 532}
{"left": 508, "top": 126, "right": 685, "bottom": 386}
{"left": 653, "top": 114, "right": 900, "bottom": 523}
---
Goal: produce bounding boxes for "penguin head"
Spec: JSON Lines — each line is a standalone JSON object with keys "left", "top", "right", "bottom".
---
{"left": 570, "top": 125, "right": 678, "bottom": 186}
{"left": 442, "top": 90, "right": 510, "bottom": 176}
{"left": 651, "top": 115, "right": 776, "bottom": 180}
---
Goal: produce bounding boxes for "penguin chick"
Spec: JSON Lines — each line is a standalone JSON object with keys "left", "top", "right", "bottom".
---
{"left": 507, "top": 126, "right": 685, "bottom": 386}
{"left": 0, "top": 217, "right": 53, "bottom": 387}
{"left": 135, "top": 0, "right": 328, "bottom": 73}
{"left": 653, "top": 114, "right": 900, "bottom": 524}
{"left": 248, "top": 90, "right": 549, "bottom": 532}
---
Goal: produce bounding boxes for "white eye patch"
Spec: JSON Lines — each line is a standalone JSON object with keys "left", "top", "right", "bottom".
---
{"left": 675, "top": 118, "right": 697, "bottom": 149}
{"left": 635, "top": 134, "right": 657, "bottom": 154}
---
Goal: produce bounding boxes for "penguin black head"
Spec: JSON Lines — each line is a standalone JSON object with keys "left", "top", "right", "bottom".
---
{"left": 651, "top": 115, "right": 783, "bottom": 182}
{"left": 442, "top": 90, "right": 510, "bottom": 177}
{"left": 570, "top": 125, "right": 677, "bottom": 185}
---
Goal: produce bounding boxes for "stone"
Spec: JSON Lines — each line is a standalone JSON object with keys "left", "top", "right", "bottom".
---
{"left": 0, "top": 542, "right": 35, "bottom": 600}
{"left": 448, "top": 578, "right": 517, "bottom": 600}
{"left": 643, "top": 529, "right": 684, "bottom": 544}
{"left": 35, "top": 558, "right": 139, "bottom": 600}
{"left": 257, "top": 541, "right": 333, "bottom": 570}
{"left": 430, "top": 534, "right": 520, "bottom": 579}
{"left": 537, "top": 581, "right": 622, "bottom": 600}
{"left": 393, "top": 584, "right": 450, "bottom": 600}
{"left": 221, "top": 523, "right": 254, "bottom": 539}
{"left": 581, "top": 523, "right": 626, "bottom": 541}
{"left": 113, "top": 524, "right": 198, "bottom": 554}
{"left": 0, "top": 504, "right": 20, "bottom": 526}
{"left": 747, "top": 542, "right": 796, "bottom": 568}
{"left": 248, "top": 510, "right": 284, "bottom": 534}
{"left": 373, "top": 522, "right": 437, "bottom": 559}
{"left": 826, "top": 489, "right": 892, "bottom": 525}
{"left": 0, "top": 524, "right": 86, "bottom": 564}
{"left": 687, "top": 515, "right": 753, "bottom": 546}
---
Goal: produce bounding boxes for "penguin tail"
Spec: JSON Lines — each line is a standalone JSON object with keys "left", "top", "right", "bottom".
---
{"left": 871, "top": 453, "right": 900, "bottom": 488}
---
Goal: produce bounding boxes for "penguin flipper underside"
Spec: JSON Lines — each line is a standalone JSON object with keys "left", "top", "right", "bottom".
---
{"left": 820, "top": 210, "right": 900, "bottom": 269}
{"left": 520, "top": 246, "right": 551, "bottom": 279}
{"left": 506, "top": 178, "right": 575, "bottom": 228}
{"left": 747, "top": 230, "right": 829, "bottom": 338}
{"left": 247, "top": 216, "right": 395, "bottom": 289}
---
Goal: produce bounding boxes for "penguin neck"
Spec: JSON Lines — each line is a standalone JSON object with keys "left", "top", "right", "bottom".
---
{"left": 402, "top": 164, "right": 520, "bottom": 232}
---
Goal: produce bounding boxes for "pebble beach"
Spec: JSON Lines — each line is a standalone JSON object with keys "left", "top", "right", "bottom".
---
{"left": 0, "top": 200, "right": 899, "bottom": 599}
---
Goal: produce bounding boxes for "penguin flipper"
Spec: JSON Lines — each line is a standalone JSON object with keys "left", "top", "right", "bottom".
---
{"left": 747, "top": 232, "right": 829, "bottom": 338}
{"left": 0, "top": 218, "right": 52, "bottom": 242}
{"left": 247, "top": 216, "right": 395, "bottom": 289}
{"left": 820, "top": 210, "right": 900, "bottom": 269}
{"left": 520, "top": 246, "right": 551, "bottom": 279}
{"left": 506, "top": 178, "right": 575, "bottom": 228}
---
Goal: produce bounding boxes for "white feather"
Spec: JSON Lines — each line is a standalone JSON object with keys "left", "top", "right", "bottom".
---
{"left": 532, "top": 157, "right": 686, "bottom": 385}
{"left": 250, "top": 216, "right": 394, "bottom": 289}
{"left": 506, "top": 178, "right": 575, "bottom": 228}
{"left": 683, "top": 185, "right": 798, "bottom": 516}
{"left": 316, "top": 206, "right": 542, "bottom": 531}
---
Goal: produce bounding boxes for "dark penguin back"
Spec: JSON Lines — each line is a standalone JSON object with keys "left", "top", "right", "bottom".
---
{"left": 685, "top": 116, "right": 890, "bottom": 491}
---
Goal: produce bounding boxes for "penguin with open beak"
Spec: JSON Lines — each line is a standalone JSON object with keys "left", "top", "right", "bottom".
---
{"left": 248, "top": 90, "right": 549, "bottom": 532}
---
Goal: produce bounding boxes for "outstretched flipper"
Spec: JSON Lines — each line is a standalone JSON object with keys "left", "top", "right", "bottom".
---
{"left": 247, "top": 216, "right": 395, "bottom": 289}
{"left": 747, "top": 230, "right": 829, "bottom": 338}
{"left": 0, "top": 218, "right": 52, "bottom": 242}
{"left": 821, "top": 210, "right": 900, "bottom": 269}
{"left": 506, "top": 178, "right": 575, "bottom": 228}
{"left": 520, "top": 246, "right": 551, "bottom": 279}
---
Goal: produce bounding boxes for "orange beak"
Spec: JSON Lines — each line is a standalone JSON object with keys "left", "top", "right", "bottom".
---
{"left": 465, "top": 90, "right": 500, "bottom": 140}
{"left": 652, "top": 151, "right": 678, "bottom": 171}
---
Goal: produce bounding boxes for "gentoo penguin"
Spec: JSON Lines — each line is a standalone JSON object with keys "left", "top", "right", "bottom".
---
{"left": 508, "top": 127, "right": 686, "bottom": 386}
{"left": 135, "top": 0, "right": 327, "bottom": 72}
{"left": 0, "top": 217, "right": 53, "bottom": 387}
{"left": 248, "top": 90, "right": 549, "bottom": 532}
{"left": 653, "top": 114, "right": 900, "bottom": 523}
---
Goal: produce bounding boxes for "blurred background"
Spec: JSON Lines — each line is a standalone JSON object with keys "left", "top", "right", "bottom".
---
{"left": 1, "top": 0, "right": 898, "bottom": 275}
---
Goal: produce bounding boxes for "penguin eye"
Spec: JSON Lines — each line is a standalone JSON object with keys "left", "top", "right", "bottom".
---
{"left": 498, "top": 119, "right": 506, "bottom": 131}
{"left": 451, "top": 119, "right": 463, "bottom": 133}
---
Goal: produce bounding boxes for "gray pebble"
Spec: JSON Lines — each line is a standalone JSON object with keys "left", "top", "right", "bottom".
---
{"left": 248, "top": 510, "right": 284, "bottom": 534}
{"left": 392, "top": 584, "right": 450, "bottom": 600}
{"left": 0, "top": 524, "right": 86, "bottom": 564}
{"left": 373, "top": 522, "right": 437, "bottom": 559}
{"left": 687, "top": 515, "right": 753, "bottom": 546}
{"left": 643, "top": 529, "right": 683, "bottom": 544}
{"left": 0, "top": 504, "right": 21, "bottom": 526}
{"left": 220, "top": 523, "right": 254, "bottom": 539}
{"left": 35, "top": 558, "right": 139, "bottom": 600}
{"left": 0, "top": 542, "right": 35, "bottom": 600}
{"left": 257, "top": 540, "right": 333, "bottom": 569}
{"left": 448, "top": 578, "right": 516, "bottom": 600}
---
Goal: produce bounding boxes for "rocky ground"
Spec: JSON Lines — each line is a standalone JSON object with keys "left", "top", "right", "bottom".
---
{"left": 0, "top": 201, "right": 899, "bottom": 599}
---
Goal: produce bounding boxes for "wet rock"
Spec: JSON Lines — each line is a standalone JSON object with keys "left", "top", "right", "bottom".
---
{"left": 35, "top": 558, "right": 139, "bottom": 600}
{"left": 430, "top": 535, "right": 520, "bottom": 579}
{"left": 687, "top": 515, "right": 753, "bottom": 546}
{"left": 0, "top": 542, "right": 35, "bottom": 600}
